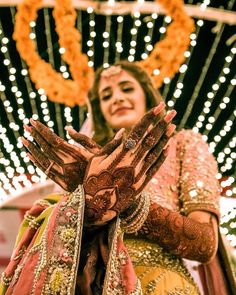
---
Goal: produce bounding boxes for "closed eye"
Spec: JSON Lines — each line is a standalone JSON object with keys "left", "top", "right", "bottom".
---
{"left": 101, "top": 93, "right": 112, "bottom": 101}
{"left": 122, "top": 87, "right": 134, "bottom": 93}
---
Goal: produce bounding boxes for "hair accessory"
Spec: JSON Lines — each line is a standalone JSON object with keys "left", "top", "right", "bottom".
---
{"left": 101, "top": 65, "right": 122, "bottom": 78}
{"left": 124, "top": 138, "right": 137, "bottom": 150}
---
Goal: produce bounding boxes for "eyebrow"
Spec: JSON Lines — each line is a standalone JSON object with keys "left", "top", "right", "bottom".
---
{"left": 99, "top": 80, "right": 134, "bottom": 95}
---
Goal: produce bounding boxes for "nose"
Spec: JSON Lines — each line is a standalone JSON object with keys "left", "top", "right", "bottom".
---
{"left": 112, "top": 90, "right": 125, "bottom": 104}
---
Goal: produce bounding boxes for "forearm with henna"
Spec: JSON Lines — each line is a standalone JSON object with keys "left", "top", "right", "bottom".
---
{"left": 138, "top": 203, "right": 217, "bottom": 263}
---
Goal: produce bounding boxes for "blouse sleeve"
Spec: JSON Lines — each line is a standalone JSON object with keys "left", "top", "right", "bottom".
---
{"left": 176, "top": 129, "right": 221, "bottom": 218}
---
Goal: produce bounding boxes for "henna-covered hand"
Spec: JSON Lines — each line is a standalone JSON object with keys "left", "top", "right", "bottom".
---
{"left": 137, "top": 204, "right": 218, "bottom": 263}
{"left": 21, "top": 120, "right": 101, "bottom": 192}
{"left": 84, "top": 103, "right": 177, "bottom": 225}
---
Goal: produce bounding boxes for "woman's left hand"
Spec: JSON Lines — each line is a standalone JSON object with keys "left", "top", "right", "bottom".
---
{"left": 83, "top": 106, "right": 176, "bottom": 225}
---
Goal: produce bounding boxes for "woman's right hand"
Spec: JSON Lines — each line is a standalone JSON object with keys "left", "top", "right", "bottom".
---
{"left": 22, "top": 120, "right": 101, "bottom": 192}
{"left": 83, "top": 103, "right": 176, "bottom": 225}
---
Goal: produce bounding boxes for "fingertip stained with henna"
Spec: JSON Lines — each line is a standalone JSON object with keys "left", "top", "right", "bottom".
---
{"left": 164, "top": 110, "right": 177, "bottom": 123}
{"left": 21, "top": 137, "right": 28, "bottom": 147}
{"left": 153, "top": 102, "right": 165, "bottom": 115}
{"left": 29, "top": 118, "right": 36, "bottom": 126}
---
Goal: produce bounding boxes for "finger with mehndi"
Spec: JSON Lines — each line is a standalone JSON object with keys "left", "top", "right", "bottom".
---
{"left": 133, "top": 123, "right": 176, "bottom": 182}
{"left": 103, "top": 105, "right": 167, "bottom": 170}
{"left": 99, "top": 128, "right": 125, "bottom": 156}
{"left": 21, "top": 136, "right": 29, "bottom": 148}
{"left": 165, "top": 123, "right": 176, "bottom": 137}
{"left": 65, "top": 126, "right": 101, "bottom": 152}
{"left": 127, "top": 102, "right": 166, "bottom": 146}
{"left": 30, "top": 119, "right": 63, "bottom": 147}
{"left": 164, "top": 110, "right": 177, "bottom": 123}
{"left": 129, "top": 107, "right": 176, "bottom": 168}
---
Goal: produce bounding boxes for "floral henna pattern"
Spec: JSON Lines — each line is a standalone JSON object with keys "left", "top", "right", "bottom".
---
{"left": 84, "top": 167, "right": 136, "bottom": 219}
{"left": 85, "top": 190, "right": 113, "bottom": 223}
{"left": 138, "top": 203, "right": 216, "bottom": 263}
{"left": 83, "top": 107, "right": 176, "bottom": 225}
{"left": 63, "top": 162, "right": 87, "bottom": 191}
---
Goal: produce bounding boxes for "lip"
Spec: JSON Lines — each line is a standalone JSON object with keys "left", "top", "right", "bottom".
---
{"left": 112, "top": 107, "right": 133, "bottom": 115}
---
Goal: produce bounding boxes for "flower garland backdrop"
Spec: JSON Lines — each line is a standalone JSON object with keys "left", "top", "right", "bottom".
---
{"left": 13, "top": 0, "right": 93, "bottom": 107}
{"left": 13, "top": 0, "right": 194, "bottom": 106}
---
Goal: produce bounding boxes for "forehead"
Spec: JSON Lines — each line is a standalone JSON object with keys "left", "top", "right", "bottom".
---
{"left": 98, "top": 69, "right": 138, "bottom": 92}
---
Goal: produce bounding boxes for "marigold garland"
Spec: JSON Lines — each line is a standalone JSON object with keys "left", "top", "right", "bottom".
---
{"left": 14, "top": 0, "right": 93, "bottom": 107}
{"left": 13, "top": 0, "right": 194, "bottom": 107}
{"left": 138, "top": 0, "right": 195, "bottom": 88}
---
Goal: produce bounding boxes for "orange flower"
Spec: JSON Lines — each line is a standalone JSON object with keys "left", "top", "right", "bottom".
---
{"left": 14, "top": 0, "right": 93, "bottom": 106}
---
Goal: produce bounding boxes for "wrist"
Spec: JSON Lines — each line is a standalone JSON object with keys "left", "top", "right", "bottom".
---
{"left": 120, "top": 191, "right": 150, "bottom": 234}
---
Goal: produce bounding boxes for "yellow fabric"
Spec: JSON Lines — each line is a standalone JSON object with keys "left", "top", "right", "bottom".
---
{"left": 124, "top": 238, "right": 200, "bottom": 295}
{"left": 135, "top": 266, "right": 199, "bottom": 295}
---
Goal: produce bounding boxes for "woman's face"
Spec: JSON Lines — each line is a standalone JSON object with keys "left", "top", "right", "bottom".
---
{"left": 98, "top": 69, "right": 147, "bottom": 130}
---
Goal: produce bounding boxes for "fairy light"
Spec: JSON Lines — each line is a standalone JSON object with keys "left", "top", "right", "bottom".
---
{"left": 144, "top": 13, "right": 160, "bottom": 74}
{"left": 0, "top": 32, "right": 33, "bottom": 180}
{"left": 64, "top": 107, "right": 73, "bottom": 124}
{"left": 179, "top": 21, "right": 225, "bottom": 130}
{"left": 103, "top": 16, "right": 111, "bottom": 65}
{"left": 86, "top": 8, "right": 95, "bottom": 68}
{"left": 217, "top": 136, "right": 236, "bottom": 174}
{"left": 193, "top": 42, "right": 235, "bottom": 136}
{"left": 115, "top": 15, "right": 124, "bottom": 60}
{"left": 59, "top": 47, "right": 66, "bottom": 54}
{"left": 128, "top": 12, "right": 143, "bottom": 62}
{"left": 163, "top": 20, "right": 202, "bottom": 103}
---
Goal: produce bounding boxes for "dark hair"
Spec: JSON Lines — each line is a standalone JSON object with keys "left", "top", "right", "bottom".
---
{"left": 88, "top": 60, "right": 163, "bottom": 145}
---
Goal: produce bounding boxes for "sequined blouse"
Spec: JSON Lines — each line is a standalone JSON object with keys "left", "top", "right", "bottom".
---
{"left": 145, "top": 129, "right": 220, "bottom": 217}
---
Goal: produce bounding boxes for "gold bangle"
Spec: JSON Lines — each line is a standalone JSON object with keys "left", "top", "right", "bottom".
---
{"left": 121, "top": 192, "right": 150, "bottom": 234}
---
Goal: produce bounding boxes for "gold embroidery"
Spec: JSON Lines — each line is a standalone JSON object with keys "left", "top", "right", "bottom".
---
{"left": 24, "top": 213, "right": 41, "bottom": 230}
{"left": 49, "top": 267, "right": 69, "bottom": 294}
{"left": 30, "top": 185, "right": 85, "bottom": 295}
{"left": 167, "top": 285, "right": 193, "bottom": 295}
{"left": 177, "top": 130, "right": 220, "bottom": 217}
{"left": 125, "top": 238, "right": 199, "bottom": 291}
{"left": 144, "top": 270, "right": 167, "bottom": 294}
{"left": 103, "top": 219, "right": 143, "bottom": 295}
{"left": 0, "top": 272, "right": 12, "bottom": 286}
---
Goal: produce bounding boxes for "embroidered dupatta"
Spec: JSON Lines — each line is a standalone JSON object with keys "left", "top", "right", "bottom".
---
{"left": 0, "top": 186, "right": 141, "bottom": 295}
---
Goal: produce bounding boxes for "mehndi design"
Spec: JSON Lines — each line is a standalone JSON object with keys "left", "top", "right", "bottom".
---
{"left": 22, "top": 120, "right": 97, "bottom": 192}
{"left": 138, "top": 203, "right": 216, "bottom": 263}
{"left": 83, "top": 106, "right": 177, "bottom": 225}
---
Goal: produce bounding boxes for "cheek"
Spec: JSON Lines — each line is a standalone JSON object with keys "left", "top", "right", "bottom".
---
{"left": 136, "top": 95, "right": 147, "bottom": 116}
{"left": 100, "top": 101, "right": 111, "bottom": 122}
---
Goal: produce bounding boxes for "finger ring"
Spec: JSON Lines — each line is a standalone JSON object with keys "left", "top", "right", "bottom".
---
{"left": 124, "top": 138, "right": 137, "bottom": 150}
{"left": 45, "top": 161, "right": 54, "bottom": 175}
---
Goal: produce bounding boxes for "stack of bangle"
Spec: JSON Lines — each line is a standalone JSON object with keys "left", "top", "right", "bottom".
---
{"left": 120, "top": 192, "right": 150, "bottom": 234}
